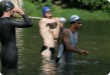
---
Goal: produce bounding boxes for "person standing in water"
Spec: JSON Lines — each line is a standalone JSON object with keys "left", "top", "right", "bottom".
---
{"left": 39, "top": 6, "right": 60, "bottom": 59}
{"left": 0, "top": 1, "right": 32, "bottom": 68}
{"left": 56, "top": 17, "right": 67, "bottom": 62}
{"left": 56, "top": 15, "right": 89, "bottom": 63}
{"left": 39, "top": 6, "right": 60, "bottom": 75}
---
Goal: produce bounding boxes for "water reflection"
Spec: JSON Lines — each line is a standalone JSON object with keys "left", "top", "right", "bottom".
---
{"left": 12, "top": 20, "right": 110, "bottom": 75}
{"left": 1, "top": 67, "right": 18, "bottom": 75}
{"left": 56, "top": 64, "right": 75, "bottom": 75}
{"left": 39, "top": 55, "right": 96, "bottom": 75}
{"left": 56, "top": 59, "right": 100, "bottom": 75}
{"left": 40, "top": 56, "right": 56, "bottom": 75}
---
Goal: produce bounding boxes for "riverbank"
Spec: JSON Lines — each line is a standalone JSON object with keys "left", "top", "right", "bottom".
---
{"left": 23, "top": 1, "right": 110, "bottom": 20}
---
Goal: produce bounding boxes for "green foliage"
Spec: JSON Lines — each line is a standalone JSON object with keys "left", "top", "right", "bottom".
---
{"left": 31, "top": 0, "right": 53, "bottom": 10}
{"left": 23, "top": 1, "right": 110, "bottom": 20}
{"left": 76, "top": 0, "right": 110, "bottom": 11}
{"left": 31, "top": 0, "right": 110, "bottom": 11}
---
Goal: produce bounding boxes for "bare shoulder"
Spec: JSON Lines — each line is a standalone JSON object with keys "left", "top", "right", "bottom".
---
{"left": 62, "top": 29, "right": 70, "bottom": 37}
{"left": 54, "top": 17, "right": 60, "bottom": 21}
{"left": 39, "top": 18, "right": 48, "bottom": 26}
{"left": 39, "top": 18, "right": 49, "bottom": 25}
{"left": 39, "top": 18, "right": 47, "bottom": 22}
{"left": 63, "top": 29, "right": 69, "bottom": 33}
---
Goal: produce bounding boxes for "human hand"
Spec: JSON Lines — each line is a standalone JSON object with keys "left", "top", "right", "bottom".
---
{"left": 12, "top": 7, "right": 25, "bottom": 15}
{"left": 78, "top": 50, "right": 89, "bottom": 56}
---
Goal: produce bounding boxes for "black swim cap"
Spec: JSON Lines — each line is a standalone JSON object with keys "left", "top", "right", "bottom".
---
{"left": 0, "top": 1, "right": 14, "bottom": 11}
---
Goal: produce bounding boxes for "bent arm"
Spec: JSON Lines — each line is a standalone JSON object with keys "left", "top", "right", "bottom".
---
{"left": 10, "top": 14, "right": 33, "bottom": 28}
{"left": 50, "top": 24, "right": 60, "bottom": 39}
{"left": 49, "top": 19, "right": 60, "bottom": 39}
{"left": 62, "top": 30, "right": 82, "bottom": 54}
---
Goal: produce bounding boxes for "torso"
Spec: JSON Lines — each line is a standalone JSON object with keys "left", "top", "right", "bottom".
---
{"left": 68, "top": 29, "right": 78, "bottom": 48}
{"left": 59, "top": 29, "right": 78, "bottom": 48}
{"left": 0, "top": 18, "right": 16, "bottom": 45}
{"left": 58, "top": 29, "right": 78, "bottom": 63}
{"left": 39, "top": 18, "right": 59, "bottom": 47}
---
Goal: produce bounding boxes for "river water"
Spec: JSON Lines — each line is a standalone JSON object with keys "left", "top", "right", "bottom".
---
{"left": 0, "top": 20, "right": 110, "bottom": 75}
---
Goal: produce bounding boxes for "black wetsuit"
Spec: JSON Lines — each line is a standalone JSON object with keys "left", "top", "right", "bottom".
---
{"left": 0, "top": 15, "right": 32, "bottom": 68}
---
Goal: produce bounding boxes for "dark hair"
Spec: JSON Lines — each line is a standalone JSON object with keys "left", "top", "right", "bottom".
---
{"left": 0, "top": 3, "right": 4, "bottom": 17}
{"left": 0, "top": 1, "right": 14, "bottom": 11}
{"left": 69, "top": 19, "right": 81, "bottom": 24}
{"left": 70, "top": 21, "right": 76, "bottom": 24}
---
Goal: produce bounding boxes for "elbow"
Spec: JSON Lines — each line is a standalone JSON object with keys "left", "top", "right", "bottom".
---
{"left": 65, "top": 46, "right": 72, "bottom": 51}
{"left": 54, "top": 35, "right": 59, "bottom": 39}
{"left": 26, "top": 22, "right": 33, "bottom": 27}
{"left": 53, "top": 33, "right": 59, "bottom": 38}
{"left": 66, "top": 46, "right": 75, "bottom": 52}
{"left": 28, "top": 24, "right": 33, "bottom": 27}
{"left": 26, "top": 24, "right": 32, "bottom": 28}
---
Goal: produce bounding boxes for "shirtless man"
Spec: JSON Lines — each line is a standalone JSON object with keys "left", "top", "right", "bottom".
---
{"left": 39, "top": 6, "right": 60, "bottom": 58}
{"left": 56, "top": 15, "right": 89, "bottom": 63}
{"left": 0, "top": 1, "right": 32, "bottom": 68}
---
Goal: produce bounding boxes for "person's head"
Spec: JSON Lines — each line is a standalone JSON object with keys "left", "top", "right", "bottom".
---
{"left": 59, "top": 17, "right": 67, "bottom": 28}
{"left": 0, "top": 1, "right": 14, "bottom": 16}
{"left": 42, "top": 6, "right": 52, "bottom": 19}
{"left": 69, "top": 15, "right": 82, "bottom": 30}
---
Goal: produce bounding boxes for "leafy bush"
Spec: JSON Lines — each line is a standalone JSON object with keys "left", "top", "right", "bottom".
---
{"left": 31, "top": 0, "right": 110, "bottom": 11}
{"left": 83, "top": 0, "right": 110, "bottom": 11}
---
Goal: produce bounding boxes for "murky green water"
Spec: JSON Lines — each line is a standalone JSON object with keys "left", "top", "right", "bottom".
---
{"left": 0, "top": 20, "right": 110, "bottom": 75}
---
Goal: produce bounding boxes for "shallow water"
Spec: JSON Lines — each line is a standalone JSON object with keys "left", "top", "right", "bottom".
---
{"left": 0, "top": 20, "right": 110, "bottom": 75}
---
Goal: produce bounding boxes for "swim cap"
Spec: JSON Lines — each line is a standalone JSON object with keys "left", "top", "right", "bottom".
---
{"left": 42, "top": 6, "right": 51, "bottom": 14}
{"left": 0, "top": 1, "right": 14, "bottom": 11}
{"left": 69, "top": 15, "right": 81, "bottom": 23}
{"left": 60, "top": 17, "right": 67, "bottom": 24}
